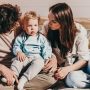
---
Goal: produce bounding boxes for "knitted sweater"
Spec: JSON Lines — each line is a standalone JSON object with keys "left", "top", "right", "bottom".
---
{"left": 0, "top": 31, "right": 15, "bottom": 67}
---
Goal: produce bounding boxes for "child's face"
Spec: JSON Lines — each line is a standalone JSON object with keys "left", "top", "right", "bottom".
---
{"left": 24, "top": 19, "right": 38, "bottom": 36}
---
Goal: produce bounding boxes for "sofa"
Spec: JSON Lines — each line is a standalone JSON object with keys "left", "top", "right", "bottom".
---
{"left": 0, "top": 18, "right": 90, "bottom": 90}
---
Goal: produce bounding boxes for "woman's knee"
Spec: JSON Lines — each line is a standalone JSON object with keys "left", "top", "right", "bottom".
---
{"left": 66, "top": 71, "right": 87, "bottom": 88}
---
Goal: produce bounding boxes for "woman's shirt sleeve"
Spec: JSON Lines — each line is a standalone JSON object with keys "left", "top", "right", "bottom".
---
{"left": 76, "top": 23, "right": 89, "bottom": 61}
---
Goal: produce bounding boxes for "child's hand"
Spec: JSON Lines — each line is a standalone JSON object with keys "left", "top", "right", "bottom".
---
{"left": 17, "top": 52, "right": 26, "bottom": 62}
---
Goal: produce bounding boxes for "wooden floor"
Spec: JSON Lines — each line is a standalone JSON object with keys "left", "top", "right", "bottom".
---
{"left": 0, "top": 87, "right": 90, "bottom": 90}
{"left": 47, "top": 88, "right": 90, "bottom": 90}
{"left": 0, "top": 86, "right": 90, "bottom": 90}
{"left": 1, "top": 82, "right": 90, "bottom": 90}
{"left": 0, "top": 85, "right": 14, "bottom": 90}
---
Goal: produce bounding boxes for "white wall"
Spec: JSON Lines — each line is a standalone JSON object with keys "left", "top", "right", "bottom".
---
{"left": 0, "top": 0, "right": 90, "bottom": 18}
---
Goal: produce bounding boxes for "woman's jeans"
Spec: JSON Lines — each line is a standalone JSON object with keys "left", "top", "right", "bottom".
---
{"left": 66, "top": 61, "right": 90, "bottom": 88}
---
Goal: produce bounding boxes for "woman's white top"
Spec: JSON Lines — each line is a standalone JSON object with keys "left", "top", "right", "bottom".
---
{"left": 41, "top": 21, "right": 90, "bottom": 65}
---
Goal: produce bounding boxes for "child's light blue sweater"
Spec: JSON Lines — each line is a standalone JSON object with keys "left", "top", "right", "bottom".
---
{"left": 13, "top": 32, "right": 52, "bottom": 60}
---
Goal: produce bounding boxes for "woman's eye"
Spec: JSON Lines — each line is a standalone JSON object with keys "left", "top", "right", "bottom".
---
{"left": 52, "top": 20, "right": 57, "bottom": 23}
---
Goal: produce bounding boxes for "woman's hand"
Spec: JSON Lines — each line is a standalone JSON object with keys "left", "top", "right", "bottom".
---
{"left": 17, "top": 52, "right": 26, "bottom": 62}
{"left": 43, "top": 55, "right": 57, "bottom": 73}
{"left": 0, "top": 64, "right": 18, "bottom": 85}
{"left": 54, "top": 66, "right": 70, "bottom": 80}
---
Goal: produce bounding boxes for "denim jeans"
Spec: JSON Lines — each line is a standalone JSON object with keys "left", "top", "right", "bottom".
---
{"left": 66, "top": 61, "right": 90, "bottom": 88}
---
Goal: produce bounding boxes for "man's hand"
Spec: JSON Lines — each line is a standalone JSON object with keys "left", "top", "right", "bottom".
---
{"left": 0, "top": 64, "right": 18, "bottom": 85}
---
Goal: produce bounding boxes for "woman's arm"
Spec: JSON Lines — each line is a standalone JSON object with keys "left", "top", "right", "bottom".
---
{"left": 54, "top": 60, "right": 87, "bottom": 80}
{"left": 68, "top": 60, "right": 87, "bottom": 72}
{"left": 55, "top": 23, "right": 89, "bottom": 80}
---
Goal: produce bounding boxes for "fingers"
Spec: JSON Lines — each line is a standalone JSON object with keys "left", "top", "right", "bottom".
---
{"left": 6, "top": 77, "right": 14, "bottom": 86}
{"left": 44, "top": 61, "right": 53, "bottom": 69}
{"left": 7, "top": 78, "right": 12, "bottom": 86}
{"left": 3, "top": 74, "right": 13, "bottom": 85}
{"left": 49, "top": 64, "right": 57, "bottom": 73}
{"left": 18, "top": 55, "right": 26, "bottom": 62}
{"left": 55, "top": 73, "right": 64, "bottom": 80}
{"left": 57, "top": 67, "right": 62, "bottom": 72}
{"left": 49, "top": 66, "right": 56, "bottom": 73}
{"left": 17, "top": 52, "right": 26, "bottom": 62}
{"left": 43, "top": 60, "right": 50, "bottom": 72}
{"left": 44, "top": 59, "right": 50, "bottom": 66}
{"left": 13, "top": 74, "right": 18, "bottom": 84}
{"left": 54, "top": 68, "right": 64, "bottom": 80}
{"left": 7, "top": 74, "right": 18, "bottom": 85}
{"left": 43, "top": 59, "right": 57, "bottom": 73}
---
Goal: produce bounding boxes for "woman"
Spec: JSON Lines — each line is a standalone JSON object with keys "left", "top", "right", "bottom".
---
{"left": 41, "top": 3, "right": 90, "bottom": 88}
{"left": 0, "top": 4, "right": 21, "bottom": 86}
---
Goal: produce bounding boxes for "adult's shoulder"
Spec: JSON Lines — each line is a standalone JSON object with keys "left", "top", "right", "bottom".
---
{"left": 74, "top": 22, "right": 88, "bottom": 47}
{"left": 75, "top": 22, "right": 87, "bottom": 36}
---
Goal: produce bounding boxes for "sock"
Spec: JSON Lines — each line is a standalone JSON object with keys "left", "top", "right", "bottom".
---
{"left": 1, "top": 77, "right": 7, "bottom": 83}
{"left": 1, "top": 77, "right": 15, "bottom": 84}
{"left": 17, "top": 76, "right": 28, "bottom": 90}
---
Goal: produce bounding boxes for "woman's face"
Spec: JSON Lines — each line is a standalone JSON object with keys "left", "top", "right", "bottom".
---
{"left": 48, "top": 11, "right": 61, "bottom": 30}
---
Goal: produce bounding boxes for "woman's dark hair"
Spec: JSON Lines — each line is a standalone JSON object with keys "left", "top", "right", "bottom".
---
{"left": 0, "top": 4, "right": 21, "bottom": 34}
{"left": 48, "top": 3, "right": 78, "bottom": 58}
